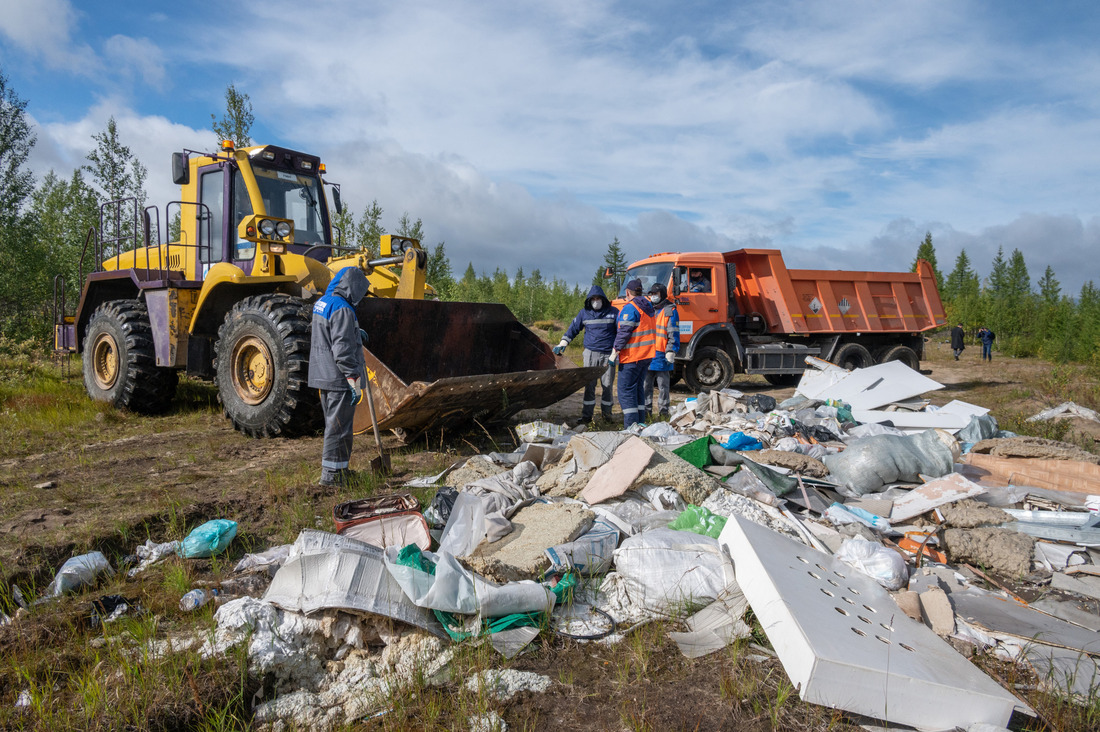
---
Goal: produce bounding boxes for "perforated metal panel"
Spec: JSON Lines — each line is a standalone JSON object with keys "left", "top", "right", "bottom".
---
{"left": 719, "top": 515, "right": 1025, "bottom": 731}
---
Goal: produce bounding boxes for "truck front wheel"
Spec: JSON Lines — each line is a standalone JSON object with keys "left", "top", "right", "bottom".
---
{"left": 214, "top": 294, "right": 321, "bottom": 437}
{"left": 684, "top": 346, "right": 735, "bottom": 392}
{"left": 83, "top": 299, "right": 178, "bottom": 413}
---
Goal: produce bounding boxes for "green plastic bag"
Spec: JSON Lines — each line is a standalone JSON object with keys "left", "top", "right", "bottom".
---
{"left": 672, "top": 435, "right": 717, "bottom": 469}
{"left": 668, "top": 504, "right": 727, "bottom": 539}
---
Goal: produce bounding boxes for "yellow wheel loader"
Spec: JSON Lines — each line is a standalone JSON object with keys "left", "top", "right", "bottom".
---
{"left": 54, "top": 141, "right": 599, "bottom": 439}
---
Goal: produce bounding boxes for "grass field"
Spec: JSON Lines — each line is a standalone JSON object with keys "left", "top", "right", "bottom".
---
{"left": 0, "top": 341, "right": 1097, "bottom": 730}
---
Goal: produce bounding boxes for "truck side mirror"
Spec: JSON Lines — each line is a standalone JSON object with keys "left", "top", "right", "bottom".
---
{"left": 332, "top": 186, "right": 343, "bottom": 215}
{"left": 172, "top": 152, "right": 189, "bottom": 185}
{"left": 671, "top": 276, "right": 680, "bottom": 296}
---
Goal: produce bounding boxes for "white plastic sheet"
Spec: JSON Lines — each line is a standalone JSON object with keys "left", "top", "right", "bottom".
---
{"left": 382, "top": 547, "right": 555, "bottom": 618}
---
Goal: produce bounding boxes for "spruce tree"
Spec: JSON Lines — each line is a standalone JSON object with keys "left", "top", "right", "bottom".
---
{"left": 211, "top": 83, "right": 255, "bottom": 148}
{"left": 911, "top": 232, "right": 944, "bottom": 292}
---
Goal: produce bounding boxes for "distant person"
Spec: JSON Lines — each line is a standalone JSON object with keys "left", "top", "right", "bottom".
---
{"left": 309, "top": 267, "right": 370, "bottom": 487}
{"left": 644, "top": 283, "right": 679, "bottom": 419}
{"left": 950, "top": 323, "right": 965, "bottom": 360}
{"left": 688, "top": 268, "right": 711, "bottom": 293}
{"left": 611, "top": 278, "right": 656, "bottom": 428}
{"left": 553, "top": 285, "right": 619, "bottom": 423}
{"left": 977, "top": 326, "right": 996, "bottom": 362}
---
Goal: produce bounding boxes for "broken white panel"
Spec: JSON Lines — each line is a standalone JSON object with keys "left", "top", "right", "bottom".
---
{"left": 890, "top": 473, "right": 988, "bottom": 522}
{"left": 804, "top": 360, "right": 944, "bottom": 411}
{"left": 934, "top": 400, "right": 990, "bottom": 420}
{"left": 795, "top": 363, "right": 850, "bottom": 401}
{"left": 265, "top": 531, "right": 443, "bottom": 636}
{"left": 668, "top": 584, "right": 751, "bottom": 658}
{"left": 951, "top": 591, "right": 1100, "bottom": 655}
{"left": 850, "top": 410, "right": 970, "bottom": 434}
{"left": 719, "top": 515, "right": 1024, "bottom": 730}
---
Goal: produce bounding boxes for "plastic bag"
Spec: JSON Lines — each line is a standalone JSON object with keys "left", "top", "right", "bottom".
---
{"left": 612, "top": 528, "right": 734, "bottom": 614}
{"left": 424, "top": 487, "right": 458, "bottom": 529}
{"left": 824, "top": 502, "right": 891, "bottom": 532}
{"left": 179, "top": 519, "right": 238, "bottom": 558}
{"left": 46, "top": 551, "right": 114, "bottom": 596}
{"left": 668, "top": 505, "right": 728, "bottom": 539}
{"left": 720, "top": 432, "right": 763, "bottom": 451}
{"left": 822, "top": 429, "right": 959, "bottom": 495}
{"left": 746, "top": 394, "right": 777, "bottom": 413}
{"left": 545, "top": 518, "right": 621, "bottom": 575}
{"left": 515, "top": 421, "right": 569, "bottom": 444}
{"left": 835, "top": 536, "right": 908, "bottom": 590}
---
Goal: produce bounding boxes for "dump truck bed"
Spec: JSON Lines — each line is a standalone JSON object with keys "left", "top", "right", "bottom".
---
{"left": 728, "top": 249, "right": 946, "bottom": 335}
{"left": 350, "top": 298, "right": 602, "bottom": 437}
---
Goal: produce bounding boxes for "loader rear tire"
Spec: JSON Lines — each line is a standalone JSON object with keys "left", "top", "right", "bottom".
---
{"left": 83, "top": 299, "right": 178, "bottom": 413}
{"left": 832, "top": 342, "right": 874, "bottom": 370}
{"left": 684, "top": 346, "right": 735, "bottom": 393}
{"left": 214, "top": 294, "right": 321, "bottom": 438}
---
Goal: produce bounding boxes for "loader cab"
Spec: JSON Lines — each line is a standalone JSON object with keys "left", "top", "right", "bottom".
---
{"left": 178, "top": 144, "right": 333, "bottom": 280}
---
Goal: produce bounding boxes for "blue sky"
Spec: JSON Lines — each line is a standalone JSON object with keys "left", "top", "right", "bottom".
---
{"left": 3, "top": 0, "right": 1099, "bottom": 295}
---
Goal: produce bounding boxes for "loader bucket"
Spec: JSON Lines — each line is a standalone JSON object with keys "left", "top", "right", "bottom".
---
{"left": 351, "top": 298, "right": 603, "bottom": 437}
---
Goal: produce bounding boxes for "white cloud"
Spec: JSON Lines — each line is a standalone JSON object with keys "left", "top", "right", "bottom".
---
{"left": 0, "top": 0, "right": 98, "bottom": 72}
{"left": 103, "top": 35, "right": 168, "bottom": 88}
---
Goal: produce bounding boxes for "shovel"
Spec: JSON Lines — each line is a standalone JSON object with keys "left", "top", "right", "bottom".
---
{"left": 362, "top": 375, "right": 391, "bottom": 475}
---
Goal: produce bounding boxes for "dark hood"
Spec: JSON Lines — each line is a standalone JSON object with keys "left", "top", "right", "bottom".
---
{"left": 326, "top": 267, "right": 369, "bottom": 305}
{"left": 584, "top": 285, "right": 608, "bottom": 309}
{"left": 632, "top": 295, "right": 656, "bottom": 317}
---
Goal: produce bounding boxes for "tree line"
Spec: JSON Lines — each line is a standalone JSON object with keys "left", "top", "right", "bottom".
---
{"left": 912, "top": 232, "right": 1099, "bottom": 367}
{"left": 2, "top": 66, "right": 1096, "bottom": 368}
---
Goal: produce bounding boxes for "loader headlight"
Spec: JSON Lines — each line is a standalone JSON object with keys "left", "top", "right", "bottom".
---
{"left": 391, "top": 238, "right": 409, "bottom": 254}
{"left": 275, "top": 221, "right": 292, "bottom": 239}
{"left": 259, "top": 219, "right": 276, "bottom": 238}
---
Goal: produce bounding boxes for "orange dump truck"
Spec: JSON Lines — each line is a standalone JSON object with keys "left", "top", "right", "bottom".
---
{"left": 615, "top": 248, "right": 946, "bottom": 392}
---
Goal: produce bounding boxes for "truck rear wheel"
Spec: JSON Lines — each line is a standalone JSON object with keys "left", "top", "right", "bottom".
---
{"left": 878, "top": 345, "right": 920, "bottom": 370}
{"left": 214, "top": 294, "right": 321, "bottom": 437}
{"left": 832, "top": 342, "right": 873, "bottom": 370}
{"left": 684, "top": 346, "right": 735, "bottom": 393}
{"left": 83, "top": 299, "right": 178, "bottom": 413}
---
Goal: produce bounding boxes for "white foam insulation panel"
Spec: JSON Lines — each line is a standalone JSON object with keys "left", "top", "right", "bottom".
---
{"left": 719, "top": 515, "right": 1027, "bottom": 731}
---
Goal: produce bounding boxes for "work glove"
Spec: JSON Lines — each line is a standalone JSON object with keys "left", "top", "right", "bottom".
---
{"left": 666, "top": 350, "right": 676, "bottom": 361}
{"left": 359, "top": 329, "right": 369, "bottom": 347}
{"left": 347, "top": 376, "right": 363, "bottom": 405}
{"left": 609, "top": 349, "right": 619, "bottom": 364}
{"left": 552, "top": 339, "right": 568, "bottom": 356}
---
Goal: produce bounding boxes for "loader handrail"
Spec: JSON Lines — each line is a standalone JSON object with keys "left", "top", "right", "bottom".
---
{"left": 52, "top": 274, "right": 66, "bottom": 326}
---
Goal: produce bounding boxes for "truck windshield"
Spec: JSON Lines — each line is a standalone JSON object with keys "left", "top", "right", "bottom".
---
{"left": 251, "top": 166, "right": 329, "bottom": 247}
{"left": 620, "top": 263, "right": 674, "bottom": 297}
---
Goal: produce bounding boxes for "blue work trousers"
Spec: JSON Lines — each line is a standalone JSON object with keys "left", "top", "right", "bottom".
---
{"left": 618, "top": 359, "right": 651, "bottom": 428}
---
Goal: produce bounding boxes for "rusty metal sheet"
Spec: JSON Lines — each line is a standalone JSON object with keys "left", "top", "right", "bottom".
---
{"left": 354, "top": 358, "right": 602, "bottom": 436}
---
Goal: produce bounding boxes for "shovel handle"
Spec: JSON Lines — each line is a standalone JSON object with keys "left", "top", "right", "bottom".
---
{"left": 363, "top": 376, "right": 386, "bottom": 458}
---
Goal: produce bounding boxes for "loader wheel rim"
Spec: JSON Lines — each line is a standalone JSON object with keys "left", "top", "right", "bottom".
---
{"left": 91, "top": 332, "right": 120, "bottom": 390}
{"left": 231, "top": 336, "right": 274, "bottom": 405}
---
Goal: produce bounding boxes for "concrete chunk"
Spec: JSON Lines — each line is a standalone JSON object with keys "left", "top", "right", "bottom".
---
{"left": 581, "top": 437, "right": 654, "bottom": 505}
{"left": 463, "top": 503, "right": 594, "bottom": 583}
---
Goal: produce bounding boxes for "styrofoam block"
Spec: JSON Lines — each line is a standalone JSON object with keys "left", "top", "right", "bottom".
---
{"left": 718, "top": 515, "right": 1025, "bottom": 731}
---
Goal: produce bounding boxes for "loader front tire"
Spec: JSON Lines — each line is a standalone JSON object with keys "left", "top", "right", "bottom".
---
{"left": 214, "top": 294, "right": 321, "bottom": 438}
{"left": 83, "top": 299, "right": 178, "bottom": 413}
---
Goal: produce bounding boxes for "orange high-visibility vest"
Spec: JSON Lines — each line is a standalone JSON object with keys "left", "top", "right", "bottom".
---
{"left": 619, "top": 303, "right": 656, "bottom": 363}
{"left": 654, "top": 305, "right": 678, "bottom": 352}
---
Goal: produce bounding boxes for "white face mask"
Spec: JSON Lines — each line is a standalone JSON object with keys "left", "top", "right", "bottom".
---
{"left": 648, "top": 294, "right": 661, "bottom": 303}
{"left": 591, "top": 299, "right": 603, "bottom": 310}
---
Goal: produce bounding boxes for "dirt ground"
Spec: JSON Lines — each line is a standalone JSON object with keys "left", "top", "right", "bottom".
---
{"left": 0, "top": 341, "right": 1096, "bottom": 730}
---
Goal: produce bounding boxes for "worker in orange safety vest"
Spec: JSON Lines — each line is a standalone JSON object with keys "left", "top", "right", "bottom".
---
{"left": 610, "top": 278, "right": 656, "bottom": 428}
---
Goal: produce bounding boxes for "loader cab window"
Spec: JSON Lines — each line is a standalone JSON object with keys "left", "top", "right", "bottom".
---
{"left": 680, "top": 267, "right": 712, "bottom": 294}
{"left": 619, "top": 262, "right": 674, "bottom": 298}
{"left": 232, "top": 169, "right": 255, "bottom": 261}
{"left": 251, "top": 167, "right": 328, "bottom": 248}
{"left": 198, "top": 169, "right": 225, "bottom": 270}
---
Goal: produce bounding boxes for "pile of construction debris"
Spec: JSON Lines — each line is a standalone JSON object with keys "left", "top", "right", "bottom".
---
{"left": 65, "top": 359, "right": 1098, "bottom": 731}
